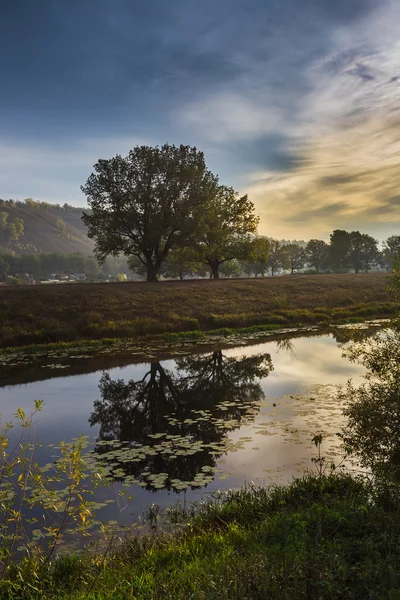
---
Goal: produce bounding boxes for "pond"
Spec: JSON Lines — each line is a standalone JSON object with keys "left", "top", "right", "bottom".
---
{"left": 0, "top": 327, "right": 375, "bottom": 528}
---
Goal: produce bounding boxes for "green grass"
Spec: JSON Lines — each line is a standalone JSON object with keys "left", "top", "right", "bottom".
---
{"left": 0, "top": 272, "right": 396, "bottom": 350}
{"left": 3, "top": 473, "right": 400, "bottom": 599}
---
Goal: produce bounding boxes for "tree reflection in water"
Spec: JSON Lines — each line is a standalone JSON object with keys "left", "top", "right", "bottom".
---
{"left": 89, "top": 350, "right": 272, "bottom": 492}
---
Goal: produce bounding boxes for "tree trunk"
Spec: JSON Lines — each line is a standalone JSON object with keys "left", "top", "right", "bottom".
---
{"left": 179, "top": 272, "right": 183, "bottom": 280}
{"left": 146, "top": 263, "right": 159, "bottom": 282}
{"left": 210, "top": 262, "right": 220, "bottom": 279}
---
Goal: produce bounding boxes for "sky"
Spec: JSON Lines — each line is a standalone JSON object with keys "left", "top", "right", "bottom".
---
{"left": 1, "top": 0, "right": 400, "bottom": 241}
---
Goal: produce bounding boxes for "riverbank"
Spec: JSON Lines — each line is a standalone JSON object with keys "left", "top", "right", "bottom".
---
{"left": 0, "top": 273, "right": 394, "bottom": 349}
{"left": 3, "top": 473, "right": 400, "bottom": 599}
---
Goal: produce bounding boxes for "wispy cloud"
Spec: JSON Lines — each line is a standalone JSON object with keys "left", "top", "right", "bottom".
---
{"left": 1, "top": 0, "right": 400, "bottom": 239}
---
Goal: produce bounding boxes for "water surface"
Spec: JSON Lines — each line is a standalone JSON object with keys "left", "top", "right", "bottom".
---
{"left": 0, "top": 331, "right": 368, "bottom": 525}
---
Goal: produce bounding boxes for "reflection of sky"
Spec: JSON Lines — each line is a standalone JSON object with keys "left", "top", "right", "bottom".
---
{"left": 0, "top": 334, "right": 365, "bottom": 521}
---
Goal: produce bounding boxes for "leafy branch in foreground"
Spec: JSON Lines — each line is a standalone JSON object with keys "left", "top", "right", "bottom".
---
{"left": 0, "top": 402, "right": 114, "bottom": 588}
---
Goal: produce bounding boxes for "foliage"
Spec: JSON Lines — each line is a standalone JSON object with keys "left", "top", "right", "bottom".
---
{"left": 189, "top": 185, "right": 259, "bottom": 279}
{"left": 56, "top": 219, "right": 67, "bottom": 237}
{"left": 0, "top": 212, "right": 24, "bottom": 248}
{"left": 267, "top": 239, "right": 289, "bottom": 276}
{"left": 340, "top": 328, "right": 400, "bottom": 486}
{"left": 328, "top": 230, "right": 352, "bottom": 272}
{"left": 328, "top": 230, "right": 379, "bottom": 274}
{"left": 4, "top": 472, "right": 400, "bottom": 599}
{"left": 348, "top": 231, "right": 379, "bottom": 273}
{"left": 284, "top": 242, "right": 307, "bottom": 274}
{"left": 0, "top": 403, "right": 110, "bottom": 595}
{"left": 247, "top": 236, "right": 270, "bottom": 276}
{"left": 382, "top": 235, "right": 400, "bottom": 270}
{"left": 218, "top": 259, "right": 242, "bottom": 278}
{"left": 305, "top": 239, "right": 328, "bottom": 273}
{"left": 161, "top": 246, "right": 206, "bottom": 280}
{"left": 81, "top": 144, "right": 218, "bottom": 281}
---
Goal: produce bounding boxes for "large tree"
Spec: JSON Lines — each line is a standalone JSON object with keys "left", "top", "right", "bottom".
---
{"left": 190, "top": 186, "right": 259, "bottom": 279}
{"left": 328, "top": 229, "right": 352, "bottom": 273}
{"left": 305, "top": 239, "right": 328, "bottom": 274}
{"left": 81, "top": 144, "right": 218, "bottom": 281}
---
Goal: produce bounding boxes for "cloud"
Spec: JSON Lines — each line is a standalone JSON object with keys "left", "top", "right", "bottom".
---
{"left": 235, "top": 1, "right": 400, "bottom": 240}
{"left": 1, "top": 0, "right": 400, "bottom": 240}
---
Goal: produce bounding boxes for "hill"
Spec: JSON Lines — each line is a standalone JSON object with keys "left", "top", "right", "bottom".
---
{"left": 0, "top": 200, "right": 94, "bottom": 254}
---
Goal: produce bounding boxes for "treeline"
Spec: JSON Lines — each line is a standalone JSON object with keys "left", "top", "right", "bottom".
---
{"left": 128, "top": 230, "right": 399, "bottom": 280}
{"left": 0, "top": 198, "right": 83, "bottom": 215}
{"left": 81, "top": 144, "right": 398, "bottom": 282}
{"left": 0, "top": 253, "right": 130, "bottom": 282}
{"left": 3, "top": 144, "right": 400, "bottom": 283}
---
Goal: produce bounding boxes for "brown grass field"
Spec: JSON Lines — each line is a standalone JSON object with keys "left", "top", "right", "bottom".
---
{"left": 0, "top": 272, "right": 395, "bottom": 349}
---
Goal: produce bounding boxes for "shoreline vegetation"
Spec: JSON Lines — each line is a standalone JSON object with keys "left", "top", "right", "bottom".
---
{"left": 3, "top": 473, "right": 400, "bottom": 599}
{"left": 0, "top": 272, "right": 394, "bottom": 351}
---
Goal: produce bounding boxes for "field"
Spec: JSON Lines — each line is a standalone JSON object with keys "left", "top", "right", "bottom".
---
{"left": 0, "top": 272, "right": 394, "bottom": 349}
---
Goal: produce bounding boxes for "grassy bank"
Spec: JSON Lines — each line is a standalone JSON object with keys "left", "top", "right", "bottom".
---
{"left": 3, "top": 473, "right": 400, "bottom": 599}
{"left": 0, "top": 273, "right": 394, "bottom": 349}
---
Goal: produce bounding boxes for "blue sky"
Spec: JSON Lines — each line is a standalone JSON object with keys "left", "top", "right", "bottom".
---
{"left": 1, "top": 0, "right": 400, "bottom": 239}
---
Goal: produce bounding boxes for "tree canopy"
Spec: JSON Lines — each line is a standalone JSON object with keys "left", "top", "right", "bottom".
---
{"left": 189, "top": 186, "right": 259, "bottom": 279}
{"left": 305, "top": 239, "right": 328, "bottom": 274}
{"left": 81, "top": 144, "right": 218, "bottom": 281}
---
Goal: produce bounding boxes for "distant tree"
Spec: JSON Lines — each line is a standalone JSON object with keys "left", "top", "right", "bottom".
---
{"left": 190, "top": 186, "right": 259, "bottom": 279}
{"left": 161, "top": 247, "right": 202, "bottom": 280}
{"left": 219, "top": 259, "right": 243, "bottom": 278}
{"left": 0, "top": 212, "right": 8, "bottom": 245}
{"left": 240, "top": 260, "right": 256, "bottom": 277}
{"left": 7, "top": 217, "right": 24, "bottom": 242}
{"left": 0, "top": 212, "right": 24, "bottom": 246}
{"left": 382, "top": 235, "right": 400, "bottom": 270}
{"left": 85, "top": 257, "right": 100, "bottom": 280}
{"left": 249, "top": 237, "right": 270, "bottom": 277}
{"left": 17, "top": 254, "right": 40, "bottom": 276}
{"left": 305, "top": 239, "right": 328, "bottom": 273}
{"left": 24, "top": 198, "right": 38, "bottom": 209}
{"left": 348, "top": 231, "right": 379, "bottom": 273}
{"left": 328, "top": 230, "right": 352, "bottom": 273}
{"left": 81, "top": 144, "right": 218, "bottom": 282}
{"left": 284, "top": 243, "right": 306, "bottom": 274}
{"left": 56, "top": 218, "right": 67, "bottom": 237}
{"left": 267, "top": 240, "right": 290, "bottom": 276}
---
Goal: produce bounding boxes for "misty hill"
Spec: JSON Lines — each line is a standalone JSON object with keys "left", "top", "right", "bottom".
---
{"left": 0, "top": 199, "right": 94, "bottom": 254}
